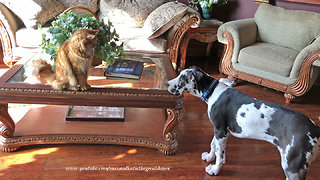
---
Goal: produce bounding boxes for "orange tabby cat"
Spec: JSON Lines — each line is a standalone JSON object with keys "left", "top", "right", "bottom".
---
{"left": 31, "top": 28, "right": 99, "bottom": 91}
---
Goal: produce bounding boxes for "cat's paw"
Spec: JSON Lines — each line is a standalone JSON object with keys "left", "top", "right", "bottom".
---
{"left": 80, "top": 84, "right": 91, "bottom": 91}
{"left": 68, "top": 86, "right": 79, "bottom": 91}
{"left": 52, "top": 82, "right": 66, "bottom": 90}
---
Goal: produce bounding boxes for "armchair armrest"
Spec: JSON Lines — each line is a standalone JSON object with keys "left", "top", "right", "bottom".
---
{"left": 309, "top": 37, "right": 320, "bottom": 67}
{"left": 0, "top": 3, "right": 19, "bottom": 67}
{"left": 314, "top": 59, "right": 320, "bottom": 67}
{"left": 285, "top": 37, "right": 320, "bottom": 97}
{"left": 218, "top": 18, "right": 258, "bottom": 75}
{"left": 166, "top": 7, "right": 201, "bottom": 70}
{"left": 218, "top": 19, "right": 257, "bottom": 64}
{"left": 292, "top": 37, "right": 320, "bottom": 77}
{"left": 218, "top": 18, "right": 257, "bottom": 47}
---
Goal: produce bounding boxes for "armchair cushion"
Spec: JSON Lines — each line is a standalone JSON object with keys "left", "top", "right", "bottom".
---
{"left": 99, "top": 0, "right": 167, "bottom": 28}
{"left": 143, "top": 1, "right": 188, "bottom": 39}
{"left": 0, "top": 0, "right": 65, "bottom": 29}
{"left": 113, "top": 24, "right": 167, "bottom": 53}
{"left": 254, "top": 4, "right": 320, "bottom": 51}
{"left": 15, "top": 27, "right": 48, "bottom": 47}
{"left": 57, "top": 0, "right": 98, "bottom": 16}
{"left": 238, "top": 43, "right": 299, "bottom": 77}
{"left": 167, "top": 7, "right": 201, "bottom": 50}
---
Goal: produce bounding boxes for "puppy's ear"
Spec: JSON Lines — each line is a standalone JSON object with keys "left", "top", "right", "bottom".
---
{"left": 190, "top": 66, "right": 197, "bottom": 70}
{"left": 190, "top": 67, "right": 203, "bottom": 81}
{"left": 190, "top": 66, "right": 201, "bottom": 73}
{"left": 194, "top": 70, "right": 203, "bottom": 81}
{"left": 186, "top": 68, "right": 202, "bottom": 82}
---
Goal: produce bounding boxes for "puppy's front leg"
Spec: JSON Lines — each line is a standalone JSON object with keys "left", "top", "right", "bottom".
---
{"left": 202, "top": 136, "right": 216, "bottom": 162}
{"left": 205, "top": 136, "right": 228, "bottom": 175}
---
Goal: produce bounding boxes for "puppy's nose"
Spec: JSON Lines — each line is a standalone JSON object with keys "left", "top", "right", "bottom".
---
{"left": 165, "top": 82, "right": 169, "bottom": 87}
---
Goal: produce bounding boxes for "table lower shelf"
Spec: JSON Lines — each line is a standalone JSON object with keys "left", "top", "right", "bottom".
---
{"left": 0, "top": 105, "right": 182, "bottom": 155}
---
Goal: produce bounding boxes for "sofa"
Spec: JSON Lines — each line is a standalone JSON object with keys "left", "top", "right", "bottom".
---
{"left": 0, "top": 0, "right": 201, "bottom": 68}
{"left": 218, "top": 4, "right": 320, "bottom": 103}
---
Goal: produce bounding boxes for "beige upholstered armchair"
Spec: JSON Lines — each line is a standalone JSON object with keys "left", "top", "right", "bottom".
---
{"left": 218, "top": 4, "right": 320, "bottom": 103}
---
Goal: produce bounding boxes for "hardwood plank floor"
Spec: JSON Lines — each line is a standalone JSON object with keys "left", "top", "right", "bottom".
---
{"left": 0, "top": 56, "right": 319, "bottom": 180}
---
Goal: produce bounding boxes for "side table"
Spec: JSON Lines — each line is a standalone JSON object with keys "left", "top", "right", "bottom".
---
{"left": 178, "top": 19, "right": 223, "bottom": 72}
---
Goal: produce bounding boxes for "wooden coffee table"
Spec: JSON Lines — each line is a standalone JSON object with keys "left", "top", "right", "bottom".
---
{"left": 0, "top": 53, "right": 183, "bottom": 155}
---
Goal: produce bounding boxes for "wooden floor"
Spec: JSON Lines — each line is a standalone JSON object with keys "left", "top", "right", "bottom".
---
{"left": 0, "top": 55, "right": 320, "bottom": 180}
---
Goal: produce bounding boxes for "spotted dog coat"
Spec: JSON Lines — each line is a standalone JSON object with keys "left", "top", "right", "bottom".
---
{"left": 166, "top": 67, "right": 320, "bottom": 180}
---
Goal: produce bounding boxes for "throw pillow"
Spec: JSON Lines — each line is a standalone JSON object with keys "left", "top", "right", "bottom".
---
{"left": 99, "top": 0, "right": 168, "bottom": 28}
{"left": 57, "top": 0, "right": 98, "bottom": 16}
{"left": 0, "top": 0, "right": 65, "bottom": 29}
{"left": 143, "top": 2, "right": 188, "bottom": 39}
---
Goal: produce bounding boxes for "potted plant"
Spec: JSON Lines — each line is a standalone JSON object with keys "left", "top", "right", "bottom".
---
{"left": 39, "top": 10, "right": 125, "bottom": 66}
{"left": 196, "top": 0, "right": 228, "bottom": 19}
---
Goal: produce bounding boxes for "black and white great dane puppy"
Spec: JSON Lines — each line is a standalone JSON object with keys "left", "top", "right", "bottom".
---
{"left": 166, "top": 66, "right": 320, "bottom": 180}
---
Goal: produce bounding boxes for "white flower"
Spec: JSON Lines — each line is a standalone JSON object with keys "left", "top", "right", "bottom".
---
{"left": 213, "top": 0, "right": 219, "bottom": 4}
{"left": 199, "top": 1, "right": 208, "bottom": 8}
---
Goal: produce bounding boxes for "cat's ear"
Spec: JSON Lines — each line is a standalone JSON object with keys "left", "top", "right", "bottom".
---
{"left": 87, "top": 29, "right": 99, "bottom": 39}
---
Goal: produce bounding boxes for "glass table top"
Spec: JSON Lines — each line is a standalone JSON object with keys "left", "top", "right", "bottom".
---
{"left": 6, "top": 53, "right": 169, "bottom": 91}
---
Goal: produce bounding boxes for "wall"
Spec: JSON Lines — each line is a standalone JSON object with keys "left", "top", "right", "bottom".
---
{"left": 179, "top": 0, "right": 320, "bottom": 21}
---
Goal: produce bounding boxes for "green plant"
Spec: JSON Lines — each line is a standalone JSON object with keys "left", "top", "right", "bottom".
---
{"left": 40, "top": 11, "right": 125, "bottom": 65}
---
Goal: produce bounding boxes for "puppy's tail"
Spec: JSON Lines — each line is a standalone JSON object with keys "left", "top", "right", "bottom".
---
{"left": 29, "top": 59, "right": 56, "bottom": 85}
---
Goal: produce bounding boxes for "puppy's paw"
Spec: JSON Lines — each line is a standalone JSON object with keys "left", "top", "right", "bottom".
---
{"left": 201, "top": 152, "right": 215, "bottom": 162}
{"left": 205, "top": 164, "right": 220, "bottom": 176}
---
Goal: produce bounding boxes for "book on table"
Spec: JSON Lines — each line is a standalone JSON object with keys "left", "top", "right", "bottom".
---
{"left": 104, "top": 59, "right": 144, "bottom": 80}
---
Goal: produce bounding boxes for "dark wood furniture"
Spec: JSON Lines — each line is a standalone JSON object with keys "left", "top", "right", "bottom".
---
{"left": 0, "top": 52, "right": 183, "bottom": 155}
{"left": 178, "top": 19, "right": 222, "bottom": 72}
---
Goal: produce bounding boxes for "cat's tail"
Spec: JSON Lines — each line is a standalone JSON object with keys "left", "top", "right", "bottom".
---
{"left": 27, "top": 59, "right": 56, "bottom": 85}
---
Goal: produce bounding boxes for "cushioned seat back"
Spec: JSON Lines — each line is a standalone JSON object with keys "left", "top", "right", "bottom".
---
{"left": 254, "top": 4, "right": 320, "bottom": 51}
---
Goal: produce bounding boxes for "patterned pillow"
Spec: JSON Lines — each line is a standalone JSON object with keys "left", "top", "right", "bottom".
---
{"left": 57, "top": 0, "right": 98, "bottom": 16}
{"left": 0, "top": 0, "right": 65, "bottom": 29}
{"left": 99, "top": 0, "right": 167, "bottom": 28}
{"left": 143, "top": 2, "right": 188, "bottom": 39}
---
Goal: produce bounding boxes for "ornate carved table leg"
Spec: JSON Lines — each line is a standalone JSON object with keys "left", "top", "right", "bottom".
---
{"left": 0, "top": 103, "right": 18, "bottom": 152}
{"left": 160, "top": 108, "right": 184, "bottom": 155}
